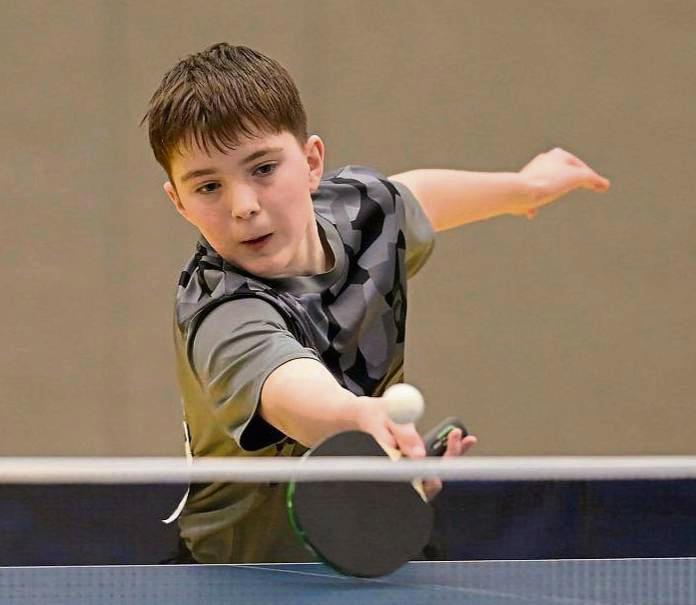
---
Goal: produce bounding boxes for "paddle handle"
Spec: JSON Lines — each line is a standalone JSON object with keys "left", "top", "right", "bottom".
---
{"left": 423, "top": 417, "right": 468, "bottom": 457}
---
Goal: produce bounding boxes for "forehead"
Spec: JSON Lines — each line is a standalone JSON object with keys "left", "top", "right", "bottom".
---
{"left": 169, "top": 130, "right": 299, "bottom": 180}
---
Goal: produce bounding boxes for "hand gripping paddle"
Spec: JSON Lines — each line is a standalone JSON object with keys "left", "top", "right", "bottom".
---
{"left": 286, "top": 415, "right": 467, "bottom": 577}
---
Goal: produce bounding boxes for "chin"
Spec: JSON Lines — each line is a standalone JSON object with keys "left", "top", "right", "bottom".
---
{"left": 246, "top": 259, "right": 289, "bottom": 279}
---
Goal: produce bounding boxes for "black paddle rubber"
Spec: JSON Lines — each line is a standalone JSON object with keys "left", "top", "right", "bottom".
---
{"left": 287, "top": 418, "right": 467, "bottom": 577}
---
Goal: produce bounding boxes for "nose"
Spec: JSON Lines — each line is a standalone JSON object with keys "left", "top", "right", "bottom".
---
{"left": 227, "top": 185, "right": 260, "bottom": 220}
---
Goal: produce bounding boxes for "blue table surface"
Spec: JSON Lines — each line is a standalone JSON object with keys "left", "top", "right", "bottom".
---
{"left": 2, "top": 558, "right": 695, "bottom": 605}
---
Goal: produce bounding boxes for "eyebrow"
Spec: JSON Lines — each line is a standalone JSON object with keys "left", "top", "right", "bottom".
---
{"left": 180, "top": 168, "right": 217, "bottom": 183}
{"left": 179, "top": 147, "right": 283, "bottom": 184}
{"left": 241, "top": 147, "right": 283, "bottom": 165}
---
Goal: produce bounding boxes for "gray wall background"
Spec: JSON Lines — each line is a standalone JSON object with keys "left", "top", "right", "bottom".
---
{"left": 1, "top": 1, "right": 693, "bottom": 456}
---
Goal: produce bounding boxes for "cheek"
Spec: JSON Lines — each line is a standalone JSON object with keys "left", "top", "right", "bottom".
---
{"left": 269, "top": 184, "right": 312, "bottom": 225}
{"left": 286, "top": 199, "right": 313, "bottom": 232}
{"left": 186, "top": 209, "right": 228, "bottom": 241}
{"left": 195, "top": 203, "right": 227, "bottom": 225}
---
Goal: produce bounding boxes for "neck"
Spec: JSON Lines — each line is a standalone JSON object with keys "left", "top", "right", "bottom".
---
{"left": 296, "top": 219, "right": 332, "bottom": 276}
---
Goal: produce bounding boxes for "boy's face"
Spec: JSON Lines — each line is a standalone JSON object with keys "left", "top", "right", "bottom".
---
{"left": 164, "top": 131, "right": 325, "bottom": 279}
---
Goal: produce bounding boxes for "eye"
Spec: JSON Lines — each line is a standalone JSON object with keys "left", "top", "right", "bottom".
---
{"left": 254, "top": 162, "right": 277, "bottom": 177}
{"left": 196, "top": 182, "right": 221, "bottom": 194}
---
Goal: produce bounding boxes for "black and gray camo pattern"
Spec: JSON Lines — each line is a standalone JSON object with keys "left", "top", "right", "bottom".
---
{"left": 175, "top": 166, "right": 413, "bottom": 398}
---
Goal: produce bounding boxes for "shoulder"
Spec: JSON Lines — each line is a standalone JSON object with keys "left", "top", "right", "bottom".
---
{"left": 196, "top": 297, "right": 289, "bottom": 337}
{"left": 323, "top": 165, "right": 386, "bottom": 181}
{"left": 191, "top": 297, "right": 293, "bottom": 376}
{"left": 322, "top": 165, "right": 397, "bottom": 192}
{"left": 316, "top": 165, "right": 403, "bottom": 213}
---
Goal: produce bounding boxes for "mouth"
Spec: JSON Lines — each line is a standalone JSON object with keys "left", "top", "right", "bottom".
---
{"left": 242, "top": 233, "right": 273, "bottom": 248}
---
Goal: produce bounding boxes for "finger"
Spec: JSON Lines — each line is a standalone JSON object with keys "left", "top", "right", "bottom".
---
{"left": 444, "top": 429, "right": 475, "bottom": 457}
{"left": 580, "top": 171, "right": 611, "bottom": 192}
{"left": 389, "top": 421, "right": 426, "bottom": 458}
{"left": 443, "top": 428, "right": 463, "bottom": 457}
{"left": 555, "top": 149, "right": 609, "bottom": 185}
{"left": 526, "top": 208, "right": 538, "bottom": 220}
{"left": 374, "top": 427, "right": 398, "bottom": 451}
{"left": 369, "top": 418, "right": 398, "bottom": 450}
{"left": 563, "top": 154, "right": 610, "bottom": 192}
{"left": 444, "top": 433, "right": 478, "bottom": 457}
{"left": 581, "top": 166, "right": 611, "bottom": 191}
{"left": 565, "top": 153, "right": 603, "bottom": 183}
{"left": 459, "top": 435, "right": 478, "bottom": 455}
{"left": 557, "top": 148, "right": 593, "bottom": 177}
{"left": 422, "top": 478, "right": 442, "bottom": 502}
{"left": 594, "top": 175, "right": 611, "bottom": 191}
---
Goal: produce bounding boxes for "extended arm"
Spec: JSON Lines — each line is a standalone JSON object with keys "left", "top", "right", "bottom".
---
{"left": 260, "top": 357, "right": 428, "bottom": 455}
{"left": 390, "top": 147, "right": 611, "bottom": 231}
{"left": 260, "top": 357, "right": 476, "bottom": 501}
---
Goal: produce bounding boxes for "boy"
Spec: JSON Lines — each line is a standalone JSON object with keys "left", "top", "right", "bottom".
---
{"left": 142, "top": 43, "right": 610, "bottom": 564}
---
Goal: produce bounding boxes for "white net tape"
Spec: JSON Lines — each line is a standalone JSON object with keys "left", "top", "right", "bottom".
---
{"left": 1, "top": 456, "right": 695, "bottom": 484}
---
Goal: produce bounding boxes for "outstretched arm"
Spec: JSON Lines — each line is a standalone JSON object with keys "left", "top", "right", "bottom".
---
{"left": 390, "top": 147, "right": 611, "bottom": 231}
{"left": 261, "top": 358, "right": 476, "bottom": 501}
{"left": 260, "top": 358, "right": 426, "bottom": 454}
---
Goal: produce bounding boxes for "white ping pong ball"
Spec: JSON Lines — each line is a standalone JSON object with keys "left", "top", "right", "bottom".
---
{"left": 383, "top": 383, "right": 425, "bottom": 424}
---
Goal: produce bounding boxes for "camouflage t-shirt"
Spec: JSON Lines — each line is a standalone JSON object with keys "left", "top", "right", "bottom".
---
{"left": 173, "top": 166, "right": 435, "bottom": 563}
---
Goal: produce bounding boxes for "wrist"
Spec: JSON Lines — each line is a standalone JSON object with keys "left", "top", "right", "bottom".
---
{"left": 352, "top": 396, "right": 375, "bottom": 433}
{"left": 508, "top": 172, "right": 542, "bottom": 215}
{"left": 352, "top": 396, "right": 390, "bottom": 434}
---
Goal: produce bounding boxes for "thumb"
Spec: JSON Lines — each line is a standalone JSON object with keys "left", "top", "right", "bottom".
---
{"left": 595, "top": 175, "right": 611, "bottom": 191}
{"left": 582, "top": 171, "right": 611, "bottom": 192}
{"left": 390, "top": 421, "right": 426, "bottom": 458}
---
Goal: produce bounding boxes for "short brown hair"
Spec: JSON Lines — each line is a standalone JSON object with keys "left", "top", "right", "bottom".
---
{"left": 142, "top": 43, "right": 308, "bottom": 175}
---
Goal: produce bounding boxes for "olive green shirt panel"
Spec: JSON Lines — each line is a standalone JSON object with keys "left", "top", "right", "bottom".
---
{"left": 392, "top": 180, "right": 436, "bottom": 278}
{"left": 191, "top": 298, "right": 321, "bottom": 451}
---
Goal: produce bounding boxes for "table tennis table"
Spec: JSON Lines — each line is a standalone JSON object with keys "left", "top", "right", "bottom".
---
{"left": 2, "top": 558, "right": 694, "bottom": 604}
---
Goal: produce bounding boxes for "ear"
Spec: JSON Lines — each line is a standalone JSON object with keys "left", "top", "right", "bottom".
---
{"left": 164, "top": 181, "right": 188, "bottom": 219}
{"left": 304, "top": 135, "right": 325, "bottom": 192}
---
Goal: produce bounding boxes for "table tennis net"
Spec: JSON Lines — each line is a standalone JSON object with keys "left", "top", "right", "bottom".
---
{"left": 1, "top": 455, "right": 695, "bottom": 604}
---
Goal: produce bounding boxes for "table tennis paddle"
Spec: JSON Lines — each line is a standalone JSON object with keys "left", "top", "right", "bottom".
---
{"left": 286, "top": 416, "right": 467, "bottom": 577}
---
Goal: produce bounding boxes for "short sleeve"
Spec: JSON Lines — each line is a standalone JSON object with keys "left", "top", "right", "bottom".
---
{"left": 391, "top": 180, "right": 435, "bottom": 277}
{"left": 191, "top": 298, "right": 320, "bottom": 451}
{"left": 324, "top": 165, "right": 435, "bottom": 278}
